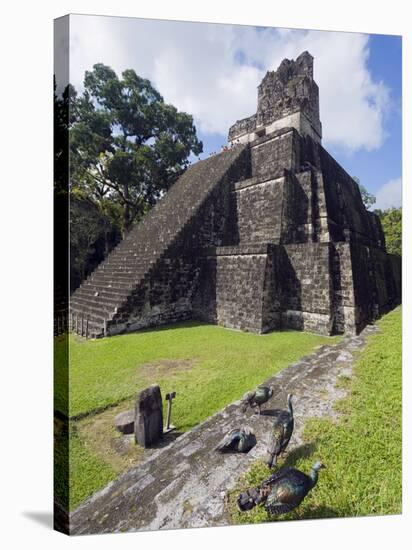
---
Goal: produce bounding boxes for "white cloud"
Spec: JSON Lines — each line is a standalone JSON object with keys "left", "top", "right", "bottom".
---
{"left": 374, "top": 178, "right": 402, "bottom": 210}
{"left": 66, "top": 15, "right": 391, "bottom": 152}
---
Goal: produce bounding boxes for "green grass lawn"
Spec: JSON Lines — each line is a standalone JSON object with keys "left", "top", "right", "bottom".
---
{"left": 55, "top": 321, "right": 337, "bottom": 510}
{"left": 230, "top": 308, "right": 402, "bottom": 523}
{"left": 61, "top": 321, "right": 338, "bottom": 425}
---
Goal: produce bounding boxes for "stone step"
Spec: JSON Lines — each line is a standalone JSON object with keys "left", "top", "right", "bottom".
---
{"left": 93, "top": 264, "right": 148, "bottom": 275}
{"left": 71, "top": 323, "right": 105, "bottom": 339}
{"left": 71, "top": 318, "right": 104, "bottom": 339}
{"left": 108, "top": 242, "right": 155, "bottom": 251}
{"left": 103, "top": 257, "right": 154, "bottom": 267}
{"left": 72, "top": 291, "right": 124, "bottom": 308}
{"left": 90, "top": 273, "right": 142, "bottom": 283}
{"left": 70, "top": 306, "right": 107, "bottom": 325}
{"left": 98, "top": 265, "right": 148, "bottom": 276}
{"left": 78, "top": 281, "right": 134, "bottom": 294}
{"left": 85, "top": 278, "right": 141, "bottom": 291}
{"left": 71, "top": 302, "right": 115, "bottom": 320}
{"left": 106, "top": 252, "right": 157, "bottom": 261}
{"left": 106, "top": 247, "right": 150, "bottom": 261}
{"left": 71, "top": 316, "right": 101, "bottom": 330}
{"left": 70, "top": 295, "right": 121, "bottom": 316}
{"left": 85, "top": 318, "right": 106, "bottom": 333}
{"left": 107, "top": 250, "right": 163, "bottom": 262}
{"left": 88, "top": 272, "right": 144, "bottom": 285}
{"left": 74, "top": 286, "right": 131, "bottom": 302}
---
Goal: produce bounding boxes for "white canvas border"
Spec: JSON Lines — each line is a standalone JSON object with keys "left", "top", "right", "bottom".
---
{"left": 0, "top": 1, "right": 409, "bottom": 549}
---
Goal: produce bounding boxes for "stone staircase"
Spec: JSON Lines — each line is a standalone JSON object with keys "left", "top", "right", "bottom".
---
{"left": 70, "top": 145, "right": 247, "bottom": 338}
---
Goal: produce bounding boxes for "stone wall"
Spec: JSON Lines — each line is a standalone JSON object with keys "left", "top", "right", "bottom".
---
{"left": 279, "top": 243, "right": 333, "bottom": 334}
{"left": 106, "top": 254, "right": 198, "bottom": 335}
{"left": 281, "top": 171, "right": 314, "bottom": 243}
{"left": 389, "top": 254, "right": 402, "bottom": 299}
{"left": 231, "top": 177, "right": 285, "bottom": 244}
{"left": 349, "top": 243, "right": 401, "bottom": 333}
{"left": 329, "top": 243, "right": 356, "bottom": 334}
{"left": 261, "top": 244, "right": 282, "bottom": 332}
{"left": 193, "top": 240, "right": 375, "bottom": 337}
{"left": 250, "top": 129, "right": 300, "bottom": 180}
{"left": 317, "top": 147, "right": 386, "bottom": 247}
{"left": 193, "top": 245, "right": 270, "bottom": 333}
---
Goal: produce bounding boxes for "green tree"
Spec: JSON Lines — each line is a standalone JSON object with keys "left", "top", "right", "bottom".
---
{"left": 70, "top": 195, "right": 122, "bottom": 291}
{"left": 54, "top": 78, "right": 70, "bottom": 194}
{"left": 54, "top": 79, "right": 70, "bottom": 307}
{"left": 353, "top": 176, "right": 376, "bottom": 210}
{"left": 375, "top": 207, "right": 402, "bottom": 256}
{"left": 70, "top": 64, "right": 203, "bottom": 233}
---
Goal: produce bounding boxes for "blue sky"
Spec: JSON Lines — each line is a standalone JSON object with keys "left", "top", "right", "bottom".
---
{"left": 328, "top": 33, "right": 402, "bottom": 208}
{"left": 193, "top": 31, "right": 402, "bottom": 211}
{"left": 64, "top": 15, "right": 402, "bottom": 210}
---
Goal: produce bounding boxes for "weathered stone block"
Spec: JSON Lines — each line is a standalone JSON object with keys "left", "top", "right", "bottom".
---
{"left": 114, "top": 409, "right": 135, "bottom": 434}
{"left": 134, "top": 384, "right": 163, "bottom": 447}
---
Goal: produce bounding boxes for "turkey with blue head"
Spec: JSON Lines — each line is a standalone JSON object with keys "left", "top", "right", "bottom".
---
{"left": 264, "top": 461, "right": 326, "bottom": 515}
{"left": 237, "top": 461, "right": 326, "bottom": 515}
{"left": 215, "top": 426, "right": 257, "bottom": 453}
{"left": 241, "top": 385, "right": 274, "bottom": 415}
{"left": 266, "top": 393, "right": 294, "bottom": 468}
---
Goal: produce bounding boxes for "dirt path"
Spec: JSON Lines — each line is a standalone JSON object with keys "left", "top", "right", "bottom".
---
{"left": 70, "top": 325, "right": 378, "bottom": 535}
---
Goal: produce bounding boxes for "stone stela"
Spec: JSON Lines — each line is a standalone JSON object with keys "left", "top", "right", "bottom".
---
{"left": 70, "top": 51, "right": 401, "bottom": 339}
{"left": 134, "top": 384, "right": 163, "bottom": 448}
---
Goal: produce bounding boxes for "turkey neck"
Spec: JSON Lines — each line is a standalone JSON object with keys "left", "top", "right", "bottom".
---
{"left": 309, "top": 468, "right": 319, "bottom": 488}
{"left": 287, "top": 396, "right": 294, "bottom": 418}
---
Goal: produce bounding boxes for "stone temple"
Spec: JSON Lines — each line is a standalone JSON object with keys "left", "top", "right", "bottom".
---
{"left": 70, "top": 51, "right": 401, "bottom": 338}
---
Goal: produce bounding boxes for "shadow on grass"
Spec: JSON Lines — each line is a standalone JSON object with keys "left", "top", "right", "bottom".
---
{"left": 103, "top": 319, "right": 325, "bottom": 339}
{"left": 293, "top": 504, "right": 340, "bottom": 520}
{"left": 118, "top": 319, "right": 210, "bottom": 336}
{"left": 282, "top": 441, "right": 319, "bottom": 468}
{"left": 271, "top": 504, "right": 340, "bottom": 522}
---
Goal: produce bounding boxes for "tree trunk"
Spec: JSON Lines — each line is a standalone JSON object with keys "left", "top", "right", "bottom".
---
{"left": 123, "top": 184, "right": 131, "bottom": 236}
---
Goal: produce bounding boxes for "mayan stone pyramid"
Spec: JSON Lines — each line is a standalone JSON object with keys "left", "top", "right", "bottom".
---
{"left": 70, "top": 51, "right": 401, "bottom": 338}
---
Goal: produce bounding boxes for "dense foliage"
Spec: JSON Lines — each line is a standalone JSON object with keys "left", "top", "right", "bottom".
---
{"left": 69, "top": 64, "right": 203, "bottom": 234}
{"left": 375, "top": 207, "right": 402, "bottom": 256}
{"left": 54, "top": 79, "right": 70, "bottom": 305}
{"left": 353, "top": 176, "right": 376, "bottom": 210}
{"left": 353, "top": 176, "right": 402, "bottom": 256}
{"left": 54, "top": 78, "right": 69, "bottom": 195}
{"left": 69, "top": 196, "right": 122, "bottom": 291}
{"left": 54, "top": 66, "right": 203, "bottom": 289}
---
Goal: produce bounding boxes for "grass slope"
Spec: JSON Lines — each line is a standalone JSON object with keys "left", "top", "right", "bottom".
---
{"left": 57, "top": 321, "right": 337, "bottom": 510}
{"left": 230, "top": 308, "right": 402, "bottom": 523}
{"left": 65, "top": 321, "right": 336, "bottom": 425}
